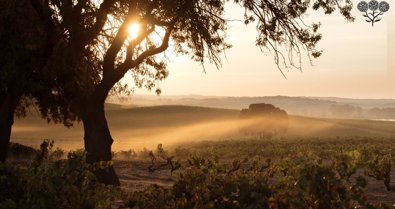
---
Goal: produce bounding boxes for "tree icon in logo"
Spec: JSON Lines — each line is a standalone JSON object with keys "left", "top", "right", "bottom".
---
{"left": 358, "top": 0, "right": 390, "bottom": 26}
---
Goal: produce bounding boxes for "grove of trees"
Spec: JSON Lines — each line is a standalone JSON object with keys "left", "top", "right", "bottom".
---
{"left": 239, "top": 103, "right": 288, "bottom": 138}
{"left": 0, "top": 0, "right": 354, "bottom": 185}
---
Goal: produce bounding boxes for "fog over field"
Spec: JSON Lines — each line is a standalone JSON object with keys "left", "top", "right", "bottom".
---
{"left": 11, "top": 102, "right": 395, "bottom": 151}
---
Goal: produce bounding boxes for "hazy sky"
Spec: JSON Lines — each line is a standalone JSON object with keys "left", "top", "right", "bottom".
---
{"left": 130, "top": 1, "right": 395, "bottom": 99}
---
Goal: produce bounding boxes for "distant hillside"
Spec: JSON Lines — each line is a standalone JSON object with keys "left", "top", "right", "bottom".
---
{"left": 11, "top": 105, "right": 240, "bottom": 150}
{"left": 12, "top": 104, "right": 395, "bottom": 151}
{"left": 106, "top": 105, "right": 240, "bottom": 129}
{"left": 114, "top": 95, "right": 395, "bottom": 119}
{"left": 313, "top": 97, "right": 395, "bottom": 109}
{"left": 175, "top": 96, "right": 336, "bottom": 117}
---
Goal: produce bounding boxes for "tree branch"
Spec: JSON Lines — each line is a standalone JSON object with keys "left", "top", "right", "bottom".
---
{"left": 29, "top": 0, "right": 55, "bottom": 31}
{"left": 29, "top": 0, "right": 57, "bottom": 69}
{"left": 142, "top": 15, "right": 174, "bottom": 27}
{"left": 102, "top": 5, "right": 135, "bottom": 79}
{"left": 86, "top": 0, "right": 117, "bottom": 43}
{"left": 124, "top": 25, "right": 156, "bottom": 63}
{"left": 57, "top": 0, "right": 78, "bottom": 38}
{"left": 116, "top": 26, "right": 174, "bottom": 80}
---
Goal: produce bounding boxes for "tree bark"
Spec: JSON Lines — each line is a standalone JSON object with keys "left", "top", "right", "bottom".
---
{"left": 81, "top": 84, "right": 120, "bottom": 186}
{"left": 0, "top": 91, "right": 21, "bottom": 162}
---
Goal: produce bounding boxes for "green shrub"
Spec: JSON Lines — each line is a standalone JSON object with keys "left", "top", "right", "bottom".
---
{"left": 0, "top": 140, "right": 120, "bottom": 209}
{"left": 2, "top": 139, "right": 395, "bottom": 209}
{"left": 127, "top": 153, "right": 388, "bottom": 209}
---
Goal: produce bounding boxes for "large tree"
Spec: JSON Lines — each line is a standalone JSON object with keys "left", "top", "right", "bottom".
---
{"left": 69, "top": 0, "right": 231, "bottom": 185}
{"left": 64, "top": 0, "right": 354, "bottom": 185}
{"left": 0, "top": 0, "right": 353, "bottom": 185}
{"left": 0, "top": 0, "right": 76, "bottom": 162}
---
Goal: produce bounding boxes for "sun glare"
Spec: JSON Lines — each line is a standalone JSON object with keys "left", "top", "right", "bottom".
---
{"left": 128, "top": 23, "right": 140, "bottom": 39}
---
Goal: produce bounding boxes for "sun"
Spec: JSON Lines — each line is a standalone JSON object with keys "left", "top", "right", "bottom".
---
{"left": 128, "top": 23, "right": 140, "bottom": 39}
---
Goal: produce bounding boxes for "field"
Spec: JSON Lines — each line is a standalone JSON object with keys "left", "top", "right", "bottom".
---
{"left": 8, "top": 105, "right": 395, "bottom": 207}
{"left": 11, "top": 104, "right": 395, "bottom": 151}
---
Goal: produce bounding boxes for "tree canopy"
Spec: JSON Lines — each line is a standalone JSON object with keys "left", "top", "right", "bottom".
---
{"left": 1, "top": 0, "right": 354, "bottom": 121}
{"left": 19, "top": 0, "right": 354, "bottom": 101}
{"left": 0, "top": 0, "right": 76, "bottom": 126}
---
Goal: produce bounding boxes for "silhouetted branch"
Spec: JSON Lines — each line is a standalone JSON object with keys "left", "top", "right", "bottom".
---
{"left": 124, "top": 25, "right": 156, "bottom": 63}
{"left": 103, "top": 4, "right": 136, "bottom": 79}
{"left": 118, "top": 24, "right": 174, "bottom": 78}
{"left": 86, "top": 0, "right": 117, "bottom": 43}
{"left": 148, "top": 150, "right": 181, "bottom": 174}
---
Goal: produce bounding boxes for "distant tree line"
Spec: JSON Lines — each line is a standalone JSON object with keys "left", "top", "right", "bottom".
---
{"left": 367, "top": 108, "right": 395, "bottom": 119}
{"left": 330, "top": 104, "right": 395, "bottom": 119}
{"left": 329, "top": 104, "right": 363, "bottom": 118}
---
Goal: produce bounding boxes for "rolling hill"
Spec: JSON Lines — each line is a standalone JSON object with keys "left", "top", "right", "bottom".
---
{"left": 11, "top": 104, "right": 395, "bottom": 151}
{"left": 117, "top": 95, "right": 395, "bottom": 119}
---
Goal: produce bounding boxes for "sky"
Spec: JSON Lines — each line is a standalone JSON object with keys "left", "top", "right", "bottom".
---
{"left": 130, "top": 1, "right": 395, "bottom": 99}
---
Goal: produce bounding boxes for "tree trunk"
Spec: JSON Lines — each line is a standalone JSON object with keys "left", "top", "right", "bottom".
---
{"left": 0, "top": 91, "right": 21, "bottom": 162}
{"left": 81, "top": 84, "right": 120, "bottom": 186}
